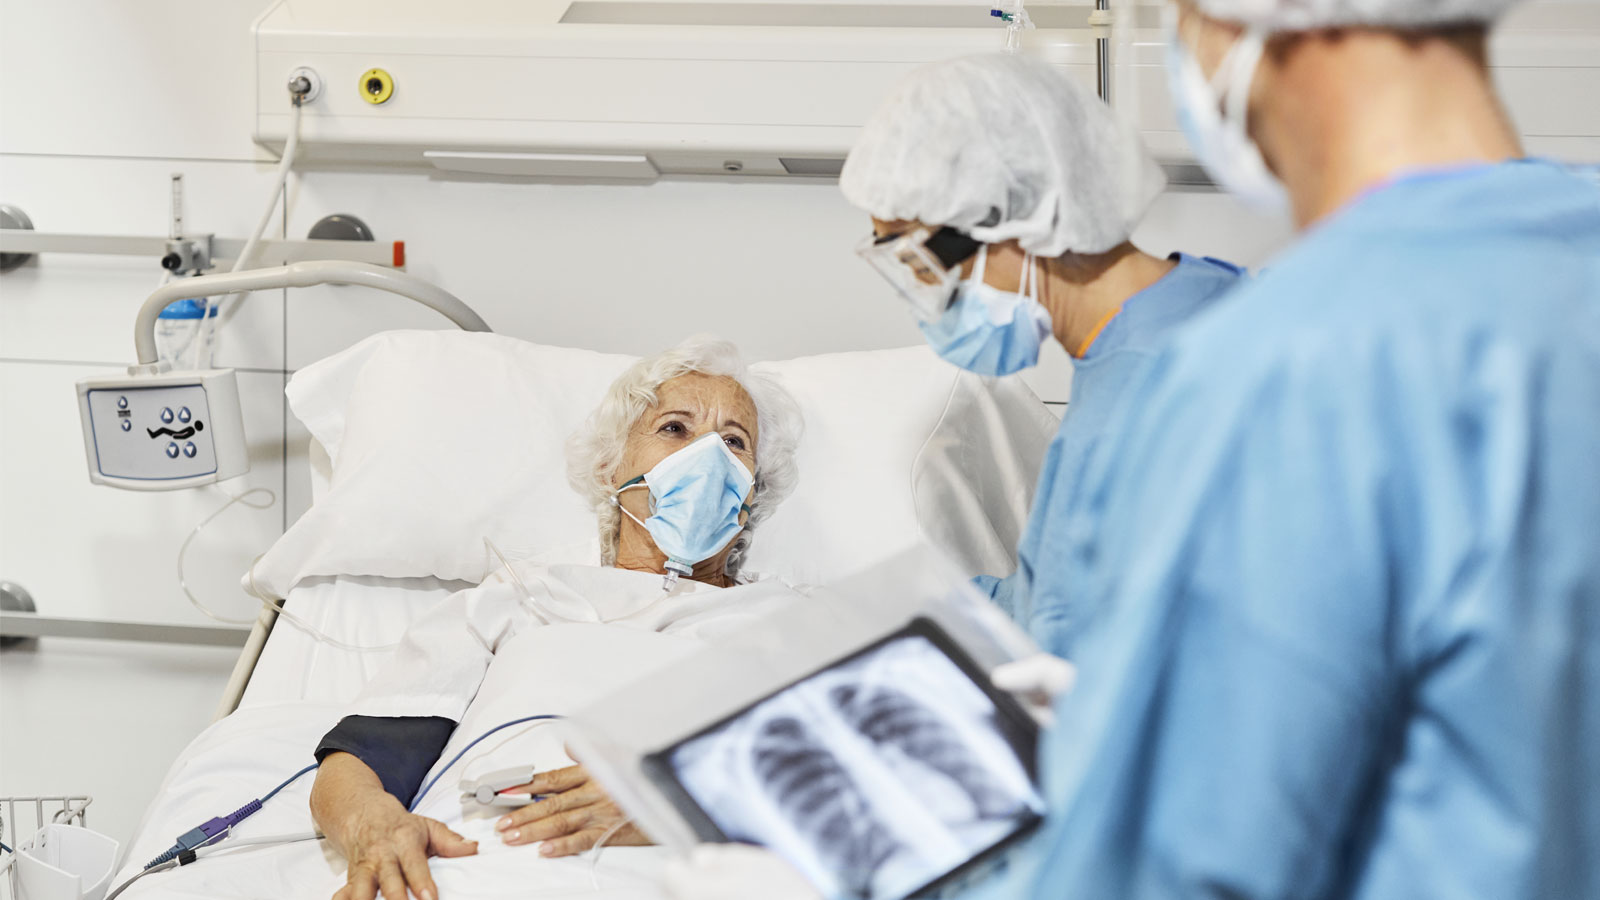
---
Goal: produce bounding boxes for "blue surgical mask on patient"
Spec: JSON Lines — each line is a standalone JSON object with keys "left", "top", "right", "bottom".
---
{"left": 611, "top": 431, "right": 755, "bottom": 579}
{"left": 918, "top": 244, "right": 1052, "bottom": 377}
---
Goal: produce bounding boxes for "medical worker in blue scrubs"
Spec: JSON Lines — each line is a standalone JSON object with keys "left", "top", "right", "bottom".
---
{"left": 840, "top": 53, "right": 1245, "bottom": 658}
{"left": 667, "top": 0, "right": 1599, "bottom": 896}
{"left": 958, "top": 0, "right": 1600, "bottom": 896}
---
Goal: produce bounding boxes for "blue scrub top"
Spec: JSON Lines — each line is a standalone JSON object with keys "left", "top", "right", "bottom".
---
{"left": 973, "top": 160, "right": 1600, "bottom": 900}
{"left": 978, "top": 253, "right": 1244, "bottom": 656}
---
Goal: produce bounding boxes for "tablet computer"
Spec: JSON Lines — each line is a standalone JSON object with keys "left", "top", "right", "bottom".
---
{"left": 642, "top": 617, "right": 1043, "bottom": 899}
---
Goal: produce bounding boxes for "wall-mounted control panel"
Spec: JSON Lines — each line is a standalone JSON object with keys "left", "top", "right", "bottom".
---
{"left": 76, "top": 369, "right": 250, "bottom": 490}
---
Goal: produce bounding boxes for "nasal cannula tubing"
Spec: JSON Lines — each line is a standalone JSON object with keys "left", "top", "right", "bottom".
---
{"left": 484, "top": 537, "right": 552, "bottom": 625}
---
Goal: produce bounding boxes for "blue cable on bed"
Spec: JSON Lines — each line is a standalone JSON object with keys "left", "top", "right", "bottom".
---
{"left": 408, "top": 714, "right": 565, "bottom": 811}
{"left": 140, "top": 713, "right": 564, "bottom": 874}
{"left": 143, "top": 763, "right": 318, "bottom": 869}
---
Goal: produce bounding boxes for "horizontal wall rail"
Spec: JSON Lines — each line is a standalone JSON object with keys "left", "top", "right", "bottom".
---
{"left": 0, "top": 612, "right": 249, "bottom": 647}
{"left": 0, "top": 231, "right": 399, "bottom": 269}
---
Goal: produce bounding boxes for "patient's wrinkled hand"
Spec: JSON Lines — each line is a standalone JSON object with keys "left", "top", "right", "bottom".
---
{"left": 495, "top": 764, "right": 651, "bottom": 857}
{"left": 330, "top": 800, "right": 477, "bottom": 900}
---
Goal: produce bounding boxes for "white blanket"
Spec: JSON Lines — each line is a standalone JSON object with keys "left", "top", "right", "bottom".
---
{"left": 112, "top": 565, "right": 811, "bottom": 899}
{"left": 111, "top": 702, "right": 677, "bottom": 898}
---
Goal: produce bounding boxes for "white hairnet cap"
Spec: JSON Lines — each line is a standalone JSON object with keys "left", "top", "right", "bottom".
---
{"left": 1191, "top": 0, "right": 1523, "bottom": 30}
{"left": 839, "top": 53, "right": 1165, "bottom": 257}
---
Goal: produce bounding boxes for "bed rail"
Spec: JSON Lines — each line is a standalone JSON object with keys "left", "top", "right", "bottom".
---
{"left": 213, "top": 603, "right": 280, "bottom": 720}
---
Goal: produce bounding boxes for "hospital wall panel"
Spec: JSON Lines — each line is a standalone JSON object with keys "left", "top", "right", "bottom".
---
{"left": 273, "top": 171, "right": 1290, "bottom": 410}
{"left": 0, "top": 361, "right": 287, "bottom": 625}
{"left": 1132, "top": 190, "right": 1295, "bottom": 269}
{"left": 0, "top": 155, "right": 288, "bottom": 372}
{"left": 0, "top": 638, "right": 239, "bottom": 852}
{"left": 0, "top": 0, "right": 267, "bottom": 162}
{"left": 279, "top": 171, "right": 927, "bottom": 367}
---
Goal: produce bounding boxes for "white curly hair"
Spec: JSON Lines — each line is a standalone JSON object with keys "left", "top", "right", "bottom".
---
{"left": 566, "top": 335, "right": 803, "bottom": 577}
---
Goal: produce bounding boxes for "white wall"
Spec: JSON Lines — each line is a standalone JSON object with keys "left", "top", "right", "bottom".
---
{"left": 0, "top": 0, "right": 1293, "bottom": 848}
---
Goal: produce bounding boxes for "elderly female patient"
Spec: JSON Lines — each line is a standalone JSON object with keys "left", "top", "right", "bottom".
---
{"left": 309, "top": 336, "right": 804, "bottom": 900}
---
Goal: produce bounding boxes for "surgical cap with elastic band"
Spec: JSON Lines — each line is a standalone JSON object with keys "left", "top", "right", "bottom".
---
{"left": 840, "top": 53, "right": 1165, "bottom": 258}
{"left": 1189, "top": 0, "right": 1524, "bottom": 31}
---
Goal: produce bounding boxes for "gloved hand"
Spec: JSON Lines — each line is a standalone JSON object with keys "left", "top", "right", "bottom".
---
{"left": 990, "top": 653, "right": 1077, "bottom": 724}
{"left": 663, "top": 844, "right": 821, "bottom": 900}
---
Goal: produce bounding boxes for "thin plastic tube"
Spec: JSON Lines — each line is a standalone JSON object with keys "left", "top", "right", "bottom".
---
{"left": 199, "top": 831, "right": 322, "bottom": 854}
{"left": 209, "top": 100, "right": 303, "bottom": 337}
{"left": 587, "top": 816, "right": 635, "bottom": 891}
{"left": 111, "top": 832, "right": 324, "bottom": 899}
{"left": 243, "top": 556, "right": 402, "bottom": 653}
{"left": 179, "top": 487, "right": 278, "bottom": 626}
{"left": 484, "top": 538, "right": 552, "bottom": 625}
{"left": 182, "top": 486, "right": 401, "bottom": 652}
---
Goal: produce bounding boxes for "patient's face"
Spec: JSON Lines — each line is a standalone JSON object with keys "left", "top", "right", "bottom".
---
{"left": 615, "top": 372, "right": 759, "bottom": 522}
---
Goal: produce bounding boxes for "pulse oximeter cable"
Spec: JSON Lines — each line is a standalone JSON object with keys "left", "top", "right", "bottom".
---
{"left": 407, "top": 714, "right": 565, "bottom": 811}
{"left": 143, "top": 763, "right": 317, "bottom": 869}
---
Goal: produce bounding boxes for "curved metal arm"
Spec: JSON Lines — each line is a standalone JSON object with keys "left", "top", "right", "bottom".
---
{"left": 134, "top": 260, "right": 491, "bottom": 365}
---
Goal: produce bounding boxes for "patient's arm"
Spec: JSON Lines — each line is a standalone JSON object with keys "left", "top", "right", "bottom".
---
{"left": 492, "top": 764, "right": 652, "bottom": 857}
{"left": 312, "top": 752, "right": 479, "bottom": 900}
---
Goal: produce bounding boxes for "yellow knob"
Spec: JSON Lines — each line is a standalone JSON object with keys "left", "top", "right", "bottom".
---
{"left": 359, "top": 68, "right": 394, "bottom": 105}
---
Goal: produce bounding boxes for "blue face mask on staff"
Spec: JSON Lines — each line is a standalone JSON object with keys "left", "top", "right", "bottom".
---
{"left": 611, "top": 431, "right": 755, "bottom": 579}
{"left": 918, "top": 243, "right": 1053, "bottom": 377}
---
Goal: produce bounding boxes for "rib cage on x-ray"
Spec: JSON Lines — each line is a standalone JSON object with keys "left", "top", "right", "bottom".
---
{"left": 830, "top": 684, "right": 1025, "bottom": 820}
{"left": 752, "top": 716, "right": 902, "bottom": 895}
{"left": 749, "top": 682, "right": 1028, "bottom": 896}
{"left": 668, "top": 634, "right": 1042, "bottom": 900}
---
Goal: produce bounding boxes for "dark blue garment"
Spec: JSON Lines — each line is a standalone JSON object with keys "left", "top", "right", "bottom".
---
{"left": 976, "top": 253, "right": 1243, "bottom": 656}
{"left": 969, "top": 160, "right": 1600, "bottom": 900}
{"left": 316, "top": 715, "right": 456, "bottom": 807}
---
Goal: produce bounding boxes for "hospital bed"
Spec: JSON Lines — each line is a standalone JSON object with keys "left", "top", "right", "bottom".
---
{"left": 109, "top": 331, "right": 1059, "bottom": 899}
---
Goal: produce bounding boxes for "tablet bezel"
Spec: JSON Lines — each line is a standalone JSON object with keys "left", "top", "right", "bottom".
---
{"left": 641, "top": 615, "right": 1043, "bottom": 899}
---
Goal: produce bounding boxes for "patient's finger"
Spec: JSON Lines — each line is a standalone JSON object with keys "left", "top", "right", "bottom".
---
{"left": 397, "top": 845, "right": 437, "bottom": 900}
{"left": 376, "top": 858, "right": 409, "bottom": 900}
{"left": 519, "top": 764, "right": 590, "bottom": 795}
{"left": 426, "top": 819, "right": 479, "bottom": 858}
{"left": 512, "top": 808, "right": 592, "bottom": 845}
{"left": 345, "top": 861, "right": 379, "bottom": 900}
{"left": 537, "top": 827, "right": 602, "bottom": 858}
{"left": 498, "top": 782, "right": 601, "bottom": 831}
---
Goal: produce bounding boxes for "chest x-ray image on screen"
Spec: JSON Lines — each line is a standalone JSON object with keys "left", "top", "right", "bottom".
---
{"left": 648, "top": 619, "right": 1043, "bottom": 899}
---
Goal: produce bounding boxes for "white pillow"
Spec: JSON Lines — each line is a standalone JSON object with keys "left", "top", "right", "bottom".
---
{"left": 250, "top": 332, "right": 1057, "bottom": 595}
{"left": 741, "top": 348, "right": 1051, "bottom": 584}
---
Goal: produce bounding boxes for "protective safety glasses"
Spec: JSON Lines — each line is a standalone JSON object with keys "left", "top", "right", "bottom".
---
{"left": 856, "top": 226, "right": 983, "bottom": 322}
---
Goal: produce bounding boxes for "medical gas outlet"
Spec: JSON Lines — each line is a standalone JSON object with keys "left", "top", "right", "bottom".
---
{"left": 360, "top": 68, "right": 394, "bottom": 104}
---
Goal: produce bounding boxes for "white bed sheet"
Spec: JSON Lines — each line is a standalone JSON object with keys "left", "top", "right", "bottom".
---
{"left": 238, "top": 574, "right": 470, "bottom": 708}
{"left": 111, "top": 702, "right": 672, "bottom": 899}
{"left": 118, "top": 575, "right": 673, "bottom": 899}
